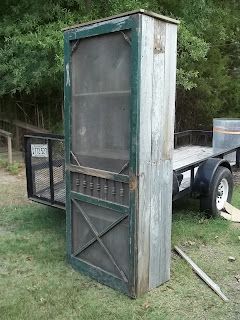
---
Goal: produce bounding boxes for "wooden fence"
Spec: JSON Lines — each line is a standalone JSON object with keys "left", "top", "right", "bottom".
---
{"left": 0, "top": 129, "right": 13, "bottom": 164}
{"left": 0, "top": 119, "right": 50, "bottom": 149}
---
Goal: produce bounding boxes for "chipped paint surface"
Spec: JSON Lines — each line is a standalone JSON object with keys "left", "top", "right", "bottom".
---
{"left": 129, "top": 174, "right": 138, "bottom": 191}
{"left": 66, "top": 63, "right": 70, "bottom": 86}
{"left": 66, "top": 17, "right": 132, "bottom": 41}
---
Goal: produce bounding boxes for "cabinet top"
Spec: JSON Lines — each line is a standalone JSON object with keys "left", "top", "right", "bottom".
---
{"left": 63, "top": 9, "right": 179, "bottom": 32}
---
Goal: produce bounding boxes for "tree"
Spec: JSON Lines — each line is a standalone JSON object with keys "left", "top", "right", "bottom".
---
{"left": 0, "top": 0, "right": 239, "bottom": 131}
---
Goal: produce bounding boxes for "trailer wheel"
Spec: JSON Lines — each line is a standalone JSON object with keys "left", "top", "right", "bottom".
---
{"left": 200, "top": 166, "right": 233, "bottom": 217}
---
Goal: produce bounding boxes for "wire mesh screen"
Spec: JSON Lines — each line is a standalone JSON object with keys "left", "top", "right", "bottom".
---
{"left": 52, "top": 139, "right": 65, "bottom": 204}
{"left": 69, "top": 30, "right": 132, "bottom": 280}
{"left": 25, "top": 135, "right": 65, "bottom": 207}
{"left": 71, "top": 31, "right": 131, "bottom": 173}
{"left": 72, "top": 199, "right": 129, "bottom": 280}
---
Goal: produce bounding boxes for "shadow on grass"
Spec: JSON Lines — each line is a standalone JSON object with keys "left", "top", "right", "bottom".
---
{"left": 1, "top": 203, "right": 65, "bottom": 232}
{"left": 0, "top": 204, "right": 66, "bottom": 263}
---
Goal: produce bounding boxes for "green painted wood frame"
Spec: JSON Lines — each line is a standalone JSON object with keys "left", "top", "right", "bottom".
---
{"left": 64, "top": 13, "right": 141, "bottom": 297}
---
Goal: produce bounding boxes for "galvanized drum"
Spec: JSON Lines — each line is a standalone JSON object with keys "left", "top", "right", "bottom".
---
{"left": 213, "top": 118, "right": 240, "bottom": 162}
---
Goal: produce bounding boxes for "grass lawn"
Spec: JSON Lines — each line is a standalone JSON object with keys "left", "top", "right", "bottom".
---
{"left": 0, "top": 173, "right": 240, "bottom": 319}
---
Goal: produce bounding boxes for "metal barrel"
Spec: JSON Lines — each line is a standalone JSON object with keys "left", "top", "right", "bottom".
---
{"left": 213, "top": 118, "right": 240, "bottom": 162}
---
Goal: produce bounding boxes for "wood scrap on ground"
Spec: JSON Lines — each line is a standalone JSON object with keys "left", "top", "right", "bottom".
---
{"left": 174, "top": 246, "right": 229, "bottom": 302}
{"left": 220, "top": 202, "right": 240, "bottom": 223}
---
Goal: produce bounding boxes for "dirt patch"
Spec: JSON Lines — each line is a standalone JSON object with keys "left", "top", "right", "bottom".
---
{"left": 1, "top": 168, "right": 23, "bottom": 184}
{"left": 0, "top": 167, "right": 29, "bottom": 207}
{"left": 233, "top": 169, "right": 240, "bottom": 185}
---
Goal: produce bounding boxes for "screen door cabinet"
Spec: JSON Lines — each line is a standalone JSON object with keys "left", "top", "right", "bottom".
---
{"left": 64, "top": 10, "right": 179, "bottom": 297}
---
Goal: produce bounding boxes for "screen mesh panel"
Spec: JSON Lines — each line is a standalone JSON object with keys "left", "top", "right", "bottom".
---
{"left": 72, "top": 200, "right": 129, "bottom": 280}
{"left": 71, "top": 31, "right": 131, "bottom": 173}
{"left": 52, "top": 139, "right": 65, "bottom": 204}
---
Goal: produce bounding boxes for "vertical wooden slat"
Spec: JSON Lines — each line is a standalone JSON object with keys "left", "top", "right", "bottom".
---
{"left": 137, "top": 15, "right": 154, "bottom": 295}
{"left": 161, "top": 22, "right": 178, "bottom": 283}
{"left": 151, "top": 22, "right": 177, "bottom": 286}
{"left": 7, "top": 136, "right": 13, "bottom": 164}
{"left": 149, "top": 19, "right": 167, "bottom": 288}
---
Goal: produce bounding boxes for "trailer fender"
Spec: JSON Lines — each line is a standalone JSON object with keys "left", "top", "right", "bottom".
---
{"left": 192, "top": 158, "right": 232, "bottom": 196}
{"left": 172, "top": 171, "right": 183, "bottom": 197}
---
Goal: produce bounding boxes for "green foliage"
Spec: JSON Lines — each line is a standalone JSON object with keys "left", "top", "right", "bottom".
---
{"left": 0, "top": 0, "right": 239, "bottom": 130}
{"left": 0, "top": 1, "right": 65, "bottom": 95}
{"left": 177, "top": 23, "right": 209, "bottom": 90}
{"left": 0, "top": 158, "right": 8, "bottom": 168}
{"left": 6, "top": 162, "right": 22, "bottom": 175}
{"left": 0, "top": 157, "right": 22, "bottom": 175}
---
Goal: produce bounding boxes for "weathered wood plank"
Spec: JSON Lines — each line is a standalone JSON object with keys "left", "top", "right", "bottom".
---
{"left": 159, "top": 23, "right": 177, "bottom": 285}
{"left": 7, "top": 136, "right": 13, "bottom": 164}
{"left": 149, "top": 19, "right": 166, "bottom": 288}
{"left": 175, "top": 246, "right": 229, "bottom": 302}
{"left": 149, "top": 21, "right": 178, "bottom": 288}
{"left": 63, "top": 9, "right": 179, "bottom": 31}
{"left": 136, "top": 16, "right": 178, "bottom": 293}
{"left": 221, "top": 202, "right": 240, "bottom": 223}
{"left": 0, "top": 129, "right": 13, "bottom": 164}
{"left": 137, "top": 16, "right": 178, "bottom": 292}
{"left": 173, "top": 146, "right": 213, "bottom": 170}
{"left": 68, "top": 164, "right": 129, "bottom": 183}
{"left": 163, "top": 22, "right": 177, "bottom": 161}
{"left": 137, "top": 14, "right": 154, "bottom": 295}
{"left": 0, "top": 128, "right": 12, "bottom": 137}
{"left": 13, "top": 120, "right": 49, "bottom": 133}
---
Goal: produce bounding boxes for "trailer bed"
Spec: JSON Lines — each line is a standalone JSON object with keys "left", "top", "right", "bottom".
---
{"left": 25, "top": 131, "right": 240, "bottom": 207}
{"left": 35, "top": 145, "right": 211, "bottom": 200}
{"left": 37, "top": 144, "right": 209, "bottom": 200}
{"left": 173, "top": 145, "right": 213, "bottom": 171}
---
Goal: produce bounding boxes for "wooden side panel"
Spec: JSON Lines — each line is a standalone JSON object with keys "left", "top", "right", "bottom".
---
{"left": 137, "top": 15, "right": 178, "bottom": 293}
{"left": 149, "top": 22, "right": 177, "bottom": 288}
{"left": 137, "top": 15, "right": 154, "bottom": 295}
{"left": 149, "top": 20, "right": 167, "bottom": 288}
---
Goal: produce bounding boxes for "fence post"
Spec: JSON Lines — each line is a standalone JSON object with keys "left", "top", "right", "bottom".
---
{"left": 7, "top": 136, "right": 13, "bottom": 164}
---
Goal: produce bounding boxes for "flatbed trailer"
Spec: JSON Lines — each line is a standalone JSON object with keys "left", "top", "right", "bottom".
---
{"left": 24, "top": 129, "right": 240, "bottom": 215}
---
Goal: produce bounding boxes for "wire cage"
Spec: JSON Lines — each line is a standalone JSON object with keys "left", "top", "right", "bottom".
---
{"left": 25, "top": 133, "right": 65, "bottom": 208}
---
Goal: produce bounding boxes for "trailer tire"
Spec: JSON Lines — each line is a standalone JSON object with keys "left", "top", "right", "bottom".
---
{"left": 200, "top": 166, "right": 233, "bottom": 217}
